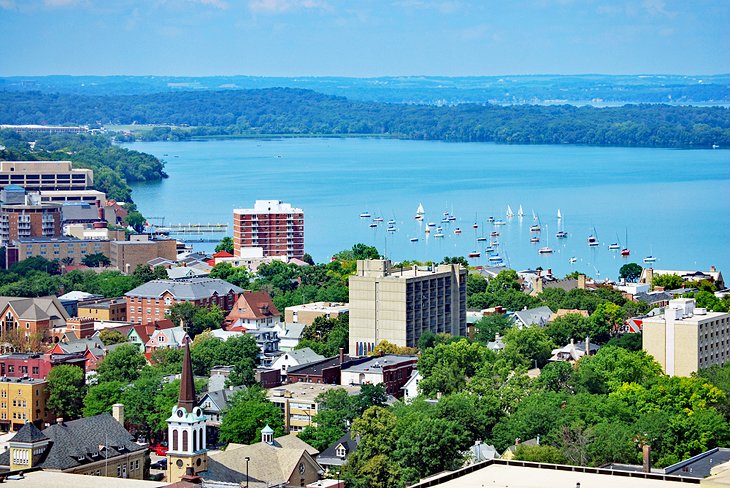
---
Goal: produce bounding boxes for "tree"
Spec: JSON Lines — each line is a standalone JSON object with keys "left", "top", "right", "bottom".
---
{"left": 122, "top": 371, "right": 165, "bottom": 440}
{"left": 502, "top": 326, "right": 555, "bottom": 369}
{"left": 395, "top": 417, "right": 464, "bottom": 483}
{"left": 214, "top": 237, "right": 234, "bottom": 254}
{"left": 125, "top": 210, "right": 146, "bottom": 232}
{"left": 605, "top": 333, "right": 643, "bottom": 351}
{"left": 441, "top": 256, "right": 469, "bottom": 267}
{"left": 82, "top": 252, "right": 111, "bottom": 268}
{"left": 96, "top": 343, "right": 146, "bottom": 383}
{"left": 418, "top": 339, "right": 494, "bottom": 396}
{"left": 190, "top": 304, "right": 225, "bottom": 336}
{"left": 487, "top": 269, "right": 522, "bottom": 293}
{"left": 219, "top": 386, "right": 284, "bottom": 444}
{"left": 535, "top": 361, "right": 576, "bottom": 393}
{"left": 370, "top": 340, "right": 417, "bottom": 356}
{"left": 652, "top": 273, "right": 684, "bottom": 290}
{"left": 588, "top": 302, "right": 623, "bottom": 342}
{"left": 619, "top": 263, "right": 643, "bottom": 282}
{"left": 574, "top": 346, "right": 663, "bottom": 394}
{"left": 84, "top": 380, "right": 125, "bottom": 417}
{"left": 514, "top": 444, "right": 567, "bottom": 464}
{"left": 474, "top": 314, "right": 513, "bottom": 344}
{"left": 166, "top": 302, "right": 197, "bottom": 330}
{"left": 99, "top": 328, "right": 128, "bottom": 346}
{"left": 47, "top": 365, "right": 86, "bottom": 419}
{"left": 208, "top": 262, "right": 251, "bottom": 288}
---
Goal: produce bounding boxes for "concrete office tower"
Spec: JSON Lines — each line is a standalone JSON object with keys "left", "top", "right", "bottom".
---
{"left": 233, "top": 200, "right": 304, "bottom": 260}
{"left": 0, "top": 161, "right": 93, "bottom": 191}
{"left": 642, "top": 298, "right": 730, "bottom": 376}
{"left": 349, "top": 260, "right": 467, "bottom": 355}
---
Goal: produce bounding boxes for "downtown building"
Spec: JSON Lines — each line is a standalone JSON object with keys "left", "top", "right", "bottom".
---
{"left": 233, "top": 200, "right": 304, "bottom": 260}
{"left": 0, "top": 161, "right": 93, "bottom": 192}
{"left": 348, "top": 260, "right": 467, "bottom": 355}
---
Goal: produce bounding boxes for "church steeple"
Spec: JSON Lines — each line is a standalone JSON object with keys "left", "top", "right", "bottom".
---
{"left": 178, "top": 342, "right": 196, "bottom": 412}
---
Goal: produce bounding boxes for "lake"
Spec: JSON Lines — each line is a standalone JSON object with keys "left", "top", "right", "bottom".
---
{"left": 123, "top": 138, "right": 730, "bottom": 281}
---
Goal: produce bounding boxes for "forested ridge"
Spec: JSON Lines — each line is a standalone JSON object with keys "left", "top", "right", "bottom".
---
{"left": 1, "top": 89, "right": 728, "bottom": 148}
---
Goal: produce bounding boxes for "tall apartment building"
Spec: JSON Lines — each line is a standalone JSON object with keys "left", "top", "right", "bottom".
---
{"left": 233, "top": 200, "right": 304, "bottom": 260}
{"left": 643, "top": 298, "right": 730, "bottom": 376}
{"left": 348, "top": 260, "right": 467, "bottom": 356}
{"left": 0, "top": 377, "right": 50, "bottom": 432}
{"left": 0, "top": 161, "right": 93, "bottom": 191}
{"left": 0, "top": 186, "right": 62, "bottom": 247}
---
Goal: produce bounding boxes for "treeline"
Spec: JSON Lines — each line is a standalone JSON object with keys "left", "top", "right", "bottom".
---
{"left": 1, "top": 89, "right": 729, "bottom": 148}
{"left": 0, "top": 130, "right": 166, "bottom": 201}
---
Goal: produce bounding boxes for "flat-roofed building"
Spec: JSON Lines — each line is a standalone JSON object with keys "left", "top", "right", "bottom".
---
{"left": 0, "top": 161, "right": 93, "bottom": 191}
{"left": 40, "top": 189, "right": 106, "bottom": 208}
{"left": 340, "top": 354, "right": 418, "bottom": 397}
{"left": 233, "top": 200, "right": 304, "bottom": 260}
{"left": 77, "top": 297, "right": 127, "bottom": 322}
{"left": 110, "top": 236, "right": 177, "bottom": 274}
{"left": 642, "top": 298, "right": 730, "bottom": 376}
{"left": 349, "top": 260, "right": 467, "bottom": 355}
{"left": 6, "top": 237, "right": 110, "bottom": 269}
{"left": 267, "top": 383, "right": 361, "bottom": 433}
{"left": 0, "top": 187, "right": 62, "bottom": 247}
{"left": 285, "top": 302, "right": 349, "bottom": 326}
{"left": 0, "top": 377, "right": 51, "bottom": 432}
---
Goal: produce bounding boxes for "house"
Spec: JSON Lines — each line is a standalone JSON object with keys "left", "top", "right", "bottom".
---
{"left": 166, "top": 266, "right": 209, "bottom": 280}
{"left": 0, "top": 411, "right": 148, "bottom": 479}
{"left": 0, "top": 296, "right": 70, "bottom": 344}
{"left": 276, "top": 322, "right": 307, "bottom": 351}
{"left": 512, "top": 306, "right": 553, "bottom": 328}
{"left": 198, "top": 386, "right": 245, "bottom": 425}
{"left": 501, "top": 437, "right": 540, "bottom": 460}
{"left": 401, "top": 370, "right": 422, "bottom": 403}
{"left": 486, "top": 333, "right": 505, "bottom": 353}
{"left": 77, "top": 297, "right": 127, "bottom": 322}
{"left": 640, "top": 267, "right": 724, "bottom": 290}
{"left": 340, "top": 355, "right": 418, "bottom": 397}
{"left": 271, "top": 348, "right": 325, "bottom": 379}
{"left": 145, "top": 326, "right": 191, "bottom": 354}
{"left": 203, "top": 430, "right": 322, "bottom": 487}
{"left": 124, "top": 278, "right": 243, "bottom": 325}
{"left": 0, "top": 377, "right": 51, "bottom": 432}
{"left": 549, "top": 338, "right": 599, "bottom": 363}
{"left": 127, "top": 319, "right": 176, "bottom": 353}
{"left": 225, "top": 290, "right": 280, "bottom": 330}
{"left": 48, "top": 335, "right": 114, "bottom": 371}
{"left": 316, "top": 431, "right": 359, "bottom": 472}
{"left": 663, "top": 447, "right": 730, "bottom": 478}
{"left": 245, "top": 328, "right": 282, "bottom": 366}
{"left": 466, "top": 441, "right": 499, "bottom": 464}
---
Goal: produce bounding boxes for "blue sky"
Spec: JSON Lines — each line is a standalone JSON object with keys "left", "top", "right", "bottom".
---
{"left": 0, "top": 0, "right": 727, "bottom": 76}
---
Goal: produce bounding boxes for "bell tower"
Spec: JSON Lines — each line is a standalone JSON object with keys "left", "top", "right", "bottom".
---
{"left": 166, "top": 343, "right": 207, "bottom": 481}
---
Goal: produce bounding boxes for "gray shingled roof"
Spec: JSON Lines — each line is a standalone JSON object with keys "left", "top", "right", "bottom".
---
{"left": 61, "top": 202, "right": 100, "bottom": 222}
{"left": 513, "top": 306, "right": 553, "bottom": 327}
{"left": 317, "top": 431, "right": 359, "bottom": 467}
{"left": 0, "top": 296, "right": 70, "bottom": 322}
{"left": 125, "top": 278, "right": 243, "bottom": 300}
{"left": 10, "top": 422, "right": 48, "bottom": 443}
{"left": 279, "top": 348, "right": 325, "bottom": 366}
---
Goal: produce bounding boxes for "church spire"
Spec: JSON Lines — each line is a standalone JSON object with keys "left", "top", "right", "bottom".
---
{"left": 178, "top": 341, "right": 196, "bottom": 412}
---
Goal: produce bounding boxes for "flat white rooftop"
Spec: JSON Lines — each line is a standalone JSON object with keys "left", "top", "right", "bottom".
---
{"left": 233, "top": 200, "right": 303, "bottom": 215}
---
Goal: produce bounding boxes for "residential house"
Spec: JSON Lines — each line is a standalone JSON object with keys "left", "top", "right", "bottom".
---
{"left": 127, "top": 319, "right": 175, "bottom": 353}
{"left": 0, "top": 411, "right": 148, "bottom": 479}
{"left": 245, "top": 328, "right": 282, "bottom": 366}
{"left": 401, "top": 370, "right": 422, "bottom": 403}
{"left": 0, "top": 377, "right": 51, "bottom": 432}
{"left": 487, "top": 333, "right": 505, "bottom": 353}
{"left": 512, "top": 306, "right": 553, "bottom": 329}
{"left": 340, "top": 355, "right": 418, "bottom": 397}
{"left": 166, "top": 267, "right": 208, "bottom": 280}
{"left": 549, "top": 338, "right": 599, "bottom": 363}
{"left": 48, "top": 335, "right": 118, "bottom": 371}
{"left": 466, "top": 441, "right": 499, "bottom": 464}
{"left": 145, "top": 326, "right": 191, "bottom": 355}
{"left": 124, "top": 278, "right": 243, "bottom": 325}
{"left": 316, "top": 431, "right": 359, "bottom": 473}
{"left": 267, "top": 383, "right": 362, "bottom": 433}
{"left": 501, "top": 437, "right": 540, "bottom": 460}
{"left": 198, "top": 386, "right": 244, "bottom": 423}
{"left": 225, "top": 290, "right": 280, "bottom": 330}
{"left": 271, "top": 348, "right": 325, "bottom": 379}
{"left": 275, "top": 322, "right": 307, "bottom": 352}
{"left": 0, "top": 296, "right": 70, "bottom": 344}
{"left": 203, "top": 430, "right": 321, "bottom": 487}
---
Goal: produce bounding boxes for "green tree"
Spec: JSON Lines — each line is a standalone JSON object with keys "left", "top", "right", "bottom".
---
{"left": 652, "top": 273, "right": 684, "bottom": 290}
{"left": 474, "top": 314, "right": 513, "bottom": 344}
{"left": 99, "top": 328, "right": 128, "bottom": 346}
{"left": 619, "top": 263, "right": 643, "bottom": 282}
{"left": 81, "top": 252, "right": 111, "bottom": 268}
{"left": 125, "top": 211, "right": 146, "bottom": 232}
{"left": 395, "top": 417, "right": 464, "bottom": 483}
{"left": 96, "top": 343, "right": 146, "bottom": 383}
{"left": 47, "top": 365, "right": 86, "bottom": 419}
{"left": 209, "top": 262, "right": 251, "bottom": 288}
{"left": 605, "top": 333, "right": 643, "bottom": 351}
{"left": 166, "top": 301, "right": 197, "bottom": 330}
{"left": 502, "top": 326, "right": 555, "bottom": 368}
{"left": 418, "top": 339, "right": 494, "bottom": 396}
{"left": 442, "top": 256, "right": 469, "bottom": 267}
{"left": 544, "top": 313, "right": 591, "bottom": 346}
{"left": 219, "top": 386, "right": 284, "bottom": 444}
{"left": 122, "top": 370, "right": 164, "bottom": 440}
{"left": 214, "top": 236, "right": 234, "bottom": 254}
{"left": 588, "top": 302, "right": 623, "bottom": 342}
{"left": 535, "top": 361, "right": 576, "bottom": 393}
{"left": 514, "top": 444, "right": 567, "bottom": 464}
{"left": 190, "top": 304, "right": 225, "bottom": 336}
{"left": 84, "top": 380, "right": 125, "bottom": 417}
{"left": 574, "top": 346, "right": 663, "bottom": 394}
{"left": 487, "top": 269, "right": 522, "bottom": 293}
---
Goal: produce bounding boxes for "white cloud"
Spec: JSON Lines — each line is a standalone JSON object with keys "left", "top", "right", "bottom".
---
{"left": 248, "top": 0, "right": 327, "bottom": 13}
{"left": 642, "top": 0, "right": 676, "bottom": 17}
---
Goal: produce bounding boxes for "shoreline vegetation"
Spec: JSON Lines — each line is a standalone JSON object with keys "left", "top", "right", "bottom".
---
{"left": 0, "top": 88, "right": 728, "bottom": 149}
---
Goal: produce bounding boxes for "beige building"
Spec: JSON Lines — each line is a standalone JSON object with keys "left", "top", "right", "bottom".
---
{"left": 349, "top": 260, "right": 467, "bottom": 355}
{"left": 0, "top": 161, "right": 93, "bottom": 191}
{"left": 110, "top": 235, "right": 177, "bottom": 274}
{"left": 285, "top": 301, "right": 349, "bottom": 326}
{"left": 267, "top": 383, "right": 361, "bottom": 433}
{"left": 7, "top": 237, "right": 110, "bottom": 268}
{"left": 39, "top": 189, "right": 107, "bottom": 208}
{"left": 642, "top": 298, "right": 730, "bottom": 376}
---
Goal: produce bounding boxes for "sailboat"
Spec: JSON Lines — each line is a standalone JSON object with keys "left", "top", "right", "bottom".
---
{"left": 415, "top": 203, "right": 425, "bottom": 221}
{"left": 643, "top": 255, "right": 657, "bottom": 263}
{"left": 608, "top": 233, "right": 621, "bottom": 250}
{"left": 621, "top": 228, "right": 630, "bottom": 256}
{"left": 506, "top": 205, "right": 514, "bottom": 218}
{"left": 587, "top": 227, "right": 599, "bottom": 247}
{"left": 538, "top": 224, "right": 554, "bottom": 254}
{"left": 557, "top": 209, "right": 562, "bottom": 220}
{"left": 517, "top": 205, "right": 525, "bottom": 218}
{"left": 532, "top": 209, "right": 538, "bottom": 222}
{"left": 530, "top": 214, "right": 541, "bottom": 232}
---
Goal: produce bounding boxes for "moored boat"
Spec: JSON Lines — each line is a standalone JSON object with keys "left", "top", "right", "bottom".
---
{"left": 530, "top": 236, "right": 540, "bottom": 243}
{"left": 556, "top": 231, "right": 568, "bottom": 239}
{"left": 360, "top": 212, "right": 371, "bottom": 218}
{"left": 538, "top": 247, "right": 553, "bottom": 254}
{"left": 643, "top": 255, "right": 657, "bottom": 263}
{"left": 468, "top": 251, "right": 481, "bottom": 258}
{"left": 454, "top": 228, "right": 462, "bottom": 235}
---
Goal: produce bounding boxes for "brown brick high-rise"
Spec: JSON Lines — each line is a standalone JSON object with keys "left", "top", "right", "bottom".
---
{"left": 233, "top": 200, "right": 304, "bottom": 260}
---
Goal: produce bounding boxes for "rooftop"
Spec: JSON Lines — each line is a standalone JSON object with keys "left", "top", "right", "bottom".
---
{"left": 267, "top": 383, "right": 361, "bottom": 402}
{"left": 341, "top": 355, "right": 418, "bottom": 374}
{"left": 285, "top": 302, "right": 349, "bottom": 313}
{"left": 125, "top": 278, "right": 243, "bottom": 300}
{"left": 2, "top": 471, "right": 161, "bottom": 487}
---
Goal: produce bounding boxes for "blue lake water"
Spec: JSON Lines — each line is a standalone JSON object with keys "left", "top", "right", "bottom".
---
{"left": 124, "top": 138, "right": 730, "bottom": 281}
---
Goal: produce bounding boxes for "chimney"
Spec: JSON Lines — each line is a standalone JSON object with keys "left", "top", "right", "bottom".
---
{"left": 642, "top": 444, "right": 652, "bottom": 473}
{"left": 547, "top": 268, "right": 552, "bottom": 277}
{"left": 181, "top": 467, "right": 203, "bottom": 485}
{"left": 585, "top": 337, "right": 590, "bottom": 356}
{"left": 534, "top": 277, "right": 543, "bottom": 294}
{"left": 112, "top": 403, "right": 124, "bottom": 425}
{"left": 339, "top": 347, "right": 344, "bottom": 365}
{"left": 710, "top": 265, "right": 716, "bottom": 272}
{"left": 56, "top": 417, "right": 64, "bottom": 425}
{"left": 515, "top": 437, "right": 521, "bottom": 445}
{"left": 644, "top": 268, "right": 653, "bottom": 285}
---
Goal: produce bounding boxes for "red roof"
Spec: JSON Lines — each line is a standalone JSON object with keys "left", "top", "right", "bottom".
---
{"left": 133, "top": 319, "right": 175, "bottom": 344}
{"left": 225, "top": 290, "right": 280, "bottom": 322}
{"left": 212, "top": 251, "right": 234, "bottom": 258}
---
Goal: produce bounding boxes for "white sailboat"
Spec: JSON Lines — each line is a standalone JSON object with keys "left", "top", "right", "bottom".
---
{"left": 506, "top": 205, "right": 514, "bottom": 218}
{"left": 415, "top": 203, "right": 425, "bottom": 221}
{"left": 532, "top": 209, "right": 538, "bottom": 222}
{"left": 518, "top": 205, "right": 525, "bottom": 218}
{"left": 557, "top": 209, "right": 562, "bottom": 220}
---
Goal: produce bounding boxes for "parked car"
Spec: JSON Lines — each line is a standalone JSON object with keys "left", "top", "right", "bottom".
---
{"left": 150, "top": 443, "right": 168, "bottom": 456}
{"left": 150, "top": 459, "right": 168, "bottom": 470}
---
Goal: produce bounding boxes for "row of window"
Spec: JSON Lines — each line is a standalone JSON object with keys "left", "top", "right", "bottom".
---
{"left": 1, "top": 365, "right": 41, "bottom": 375}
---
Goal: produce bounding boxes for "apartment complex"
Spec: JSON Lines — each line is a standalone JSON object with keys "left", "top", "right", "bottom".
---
{"left": 77, "top": 297, "right": 127, "bottom": 322}
{"left": 124, "top": 278, "right": 243, "bottom": 324}
{"left": 0, "top": 377, "right": 50, "bottom": 432}
{"left": 0, "top": 161, "right": 93, "bottom": 191}
{"left": 267, "top": 383, "right": 361, "bottom": 433}
{"left": 0, "top": 186, "right": 62, "bottom": 247}
{"left": 643, "top": 298, "right": 730, "bottom": 376}
{"left": 109, "top": 236, "right": 178, "bottom": 273}
{"left": 0, "top": 353, "right": 86, "bottom": 381}
{"left": 233, "top": 200, "right": 304, "bottom": 259}
{"left": 349, "top": 260, "right": 467, "bottom": 355}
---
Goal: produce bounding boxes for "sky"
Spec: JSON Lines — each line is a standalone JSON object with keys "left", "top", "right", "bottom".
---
{"left": 0, "top": 0, "right": 728, "bottom": 77}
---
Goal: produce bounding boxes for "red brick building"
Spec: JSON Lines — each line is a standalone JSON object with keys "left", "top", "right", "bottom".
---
{"left": 0, "top": 296, "right": 70, "bottom": 345}
{"left": 124, "top": 278, "right": 244, "bottom": 324}
{"left": 233, "top": 200, "right": 304, "bottom": 260}
{"left": 0, "top": 352, "right": 86, "bottom": 380}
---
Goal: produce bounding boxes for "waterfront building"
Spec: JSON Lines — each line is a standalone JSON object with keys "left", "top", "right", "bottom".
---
{"left": 0, "top": 187, "right": 62, "bottom": 247}
{"left": 233, "top": 200, "right": 305, "bottom": 260}
{"left": 640, "top": 266, "right": 725, "bottom": 290}
{"left": 285, "top": 301, "right": 349, "bottom": 326}
{"left": 0, "top": 124, "right": 89, "bottom": 134}
{"left": 348, "top": 260, "right": 467, "bottom": 355}
{"left": 124, "top": 278, "right": 243, "bottom": 324}
{"left": 6, "top": 236, "right": 110, "bottom": 269}
{"left": 642, "top": 298, "right": 729, "bottom": 376}
{"left": 39, "top": 189, "right": 106, "bottom": 208}
{"left": 109, "top": 235, "right": 177, "bottom": 274}
{"left": 0, "top": 377, "right": 50, "bottom": 432}
{"left": 0, "top": 161, "right": 93, "bottom": 191}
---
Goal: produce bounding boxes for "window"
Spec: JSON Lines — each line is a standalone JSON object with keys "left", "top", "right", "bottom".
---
{"left": 336, "top": 446, "right": 347, "bottom": 458}
{"left": 32, "top": 367, "right": 39, "bottom": 375}
{"left": 182, "top": 431, "right": 188, "bottom": 451}
{"left": 172, "top": 429, "right": 178, "bottom": 451}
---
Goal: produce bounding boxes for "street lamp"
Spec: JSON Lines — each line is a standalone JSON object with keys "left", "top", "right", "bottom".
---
{"left": 245, "top": 456, "right": 250, "bottom": 488}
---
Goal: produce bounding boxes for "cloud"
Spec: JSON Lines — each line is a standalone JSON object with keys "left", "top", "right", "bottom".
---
{"left": 248, "top": 0, "right": 327, "bottom": 13}
{"left": 642, "top": 0, "right": 676, "bottom": 17}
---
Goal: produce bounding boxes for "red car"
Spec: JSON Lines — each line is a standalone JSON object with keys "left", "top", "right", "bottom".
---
{"left": 150, "top": 444, "right": 168, "bottom": 456}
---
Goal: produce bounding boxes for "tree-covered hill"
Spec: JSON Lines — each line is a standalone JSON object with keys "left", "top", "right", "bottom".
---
{"left": 0, "top": 89, "right": 728, "bottom": 149}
